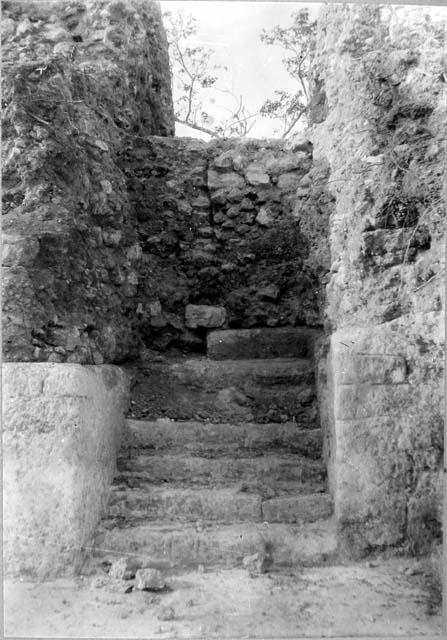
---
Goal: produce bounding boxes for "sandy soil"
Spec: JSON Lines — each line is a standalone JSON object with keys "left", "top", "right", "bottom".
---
{"left": 4, "top": 558, "right": 442, "bottom": 639}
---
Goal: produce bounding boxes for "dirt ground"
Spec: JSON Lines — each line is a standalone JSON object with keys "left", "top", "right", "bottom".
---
{"left": 4, "top": 558, "right": 442, "bottom": 639}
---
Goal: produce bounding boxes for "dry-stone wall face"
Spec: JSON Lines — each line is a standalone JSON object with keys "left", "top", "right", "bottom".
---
{"left": 311, "top": 5, "right": 445, "bottom": 555}
{"left": 2, "top": 0, "right": 174, "bottom": 364}
{"left": 119, "top": 136, "right": 332, "bottom": 353}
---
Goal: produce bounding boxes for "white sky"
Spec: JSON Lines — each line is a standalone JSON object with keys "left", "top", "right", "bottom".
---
{"left": 160, "top": 1, "right": 447, "bottom": 139}
{"left": 160, "top": 1, "right": 321, "bottom": 137}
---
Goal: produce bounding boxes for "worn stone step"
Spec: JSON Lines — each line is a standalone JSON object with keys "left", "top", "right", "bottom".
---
{"left": 128, "top": 357, "right": 317, "bottom": 424}
{"left": 106, "top": 486, "right": 332, "bottom": 524}
{"left": 115, "top": 452, "right": 326, "bottom": 485}
{"left": 123, "top": 420, "right": 323, "bottom": 457}
{"left": 92, "top": 518, "right": 338, "bottom": 569}
{"left": 113, "top": 475, "right": 326, "bottom": 499}
{"left": 207, "top": 327, "right": 321, "bottom": 360}
{"left": 107, "top": 486, "right": 262, "bottom": 524}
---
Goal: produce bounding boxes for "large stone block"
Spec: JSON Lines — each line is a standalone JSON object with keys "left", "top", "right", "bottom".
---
{"left": 3, "top": 363, "right": 129, "bottom": 579}
{"left": 207, "top": 169, "right": 245, "bottom": 191}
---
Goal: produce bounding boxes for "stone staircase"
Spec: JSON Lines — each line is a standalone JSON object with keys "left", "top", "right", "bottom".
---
{"left": 92, "top": 328, "right": 336, "bottom": 570}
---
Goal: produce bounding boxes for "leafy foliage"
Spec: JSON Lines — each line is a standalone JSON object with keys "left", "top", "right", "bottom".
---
{"left": 163, "top": 11, "right": 256, "bottom": 137}
{"left": 260, "top": 9, "right": 316, "bottom": 137}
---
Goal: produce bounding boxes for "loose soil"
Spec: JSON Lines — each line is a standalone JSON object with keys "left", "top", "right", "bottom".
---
{"left": 4, "top": 558, "right": 442, "bottom": 638}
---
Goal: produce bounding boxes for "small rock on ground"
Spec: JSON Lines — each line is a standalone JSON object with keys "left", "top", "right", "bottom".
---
{"left": 135, "top": 568, "right": 166, "bottom": 592}
{"left": 109, "top": 556, "right": 141, "bottom": 580}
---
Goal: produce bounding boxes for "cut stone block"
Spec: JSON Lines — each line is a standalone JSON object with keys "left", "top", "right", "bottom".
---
{"left": 245, "top": 163, "right": 270, "bottom": 186}
{"left": 3, "top": 363, "right": 129, "bottom": 579}
{"left": 185, "top": 304, "right": 226, "bottom": 329}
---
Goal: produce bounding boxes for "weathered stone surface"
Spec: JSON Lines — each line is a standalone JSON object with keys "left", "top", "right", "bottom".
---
{"left": 255, "top": 206, "right": 274, "bottom": 226}
{"left": 95, "top": 519, "right": 338, "bottom": 569}
{"left": 185, "top": 304, "right": 226, "bottom": 329}
{"left": 277, "top": 173, "right": 302, "bottom": 192}
{"left": 109, "top": 487, "right": 262, "bottom": 523}
{"left": 245, "top": 163, "right": 270, "bottom": 186}
{"left": 328, "top": 320, "right": 443, "bottom": 554}
{"left": 134, "top": 568, "right": 165, "bottom": 591}
{"left": 3, "top": 363, "right": 129, "bottom": 579}
{"left": 312, "top": 5, "right": 445, "bottom": 554}
{"left": 265, "top": 153, "right": 309, "bottom": 175}
{"left": 207, "top": 170, "right": 245, "bottom": 190}
{"left": 261, "top": 494, "right": 333, "bottom": 523}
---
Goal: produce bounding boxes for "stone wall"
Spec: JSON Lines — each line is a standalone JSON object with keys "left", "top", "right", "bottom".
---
{"left": 119, "top": 136, "right": 332, "bottom": 354}
{"left": 2, "top": 0, "right": 174, "bottom": 364}
{"left": 3, "top": 363, "right": 129, "bottom": 579}
{"left": 311, "top": 4, "right": 445, "bottom": 555}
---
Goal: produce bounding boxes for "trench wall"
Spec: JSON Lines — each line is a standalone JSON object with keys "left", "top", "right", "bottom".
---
{"left": 311, "top": 4, "right": 445, "bottom": 555}
{"left": 2, "top": 0, "right": 174, "bottom": 365}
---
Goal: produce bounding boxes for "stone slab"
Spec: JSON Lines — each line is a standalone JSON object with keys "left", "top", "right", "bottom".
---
{"left": 2, "top": 363, "right": 129, "bottom": 579}
{"left": 207, "top": 327, "right": 320, "bottom": 360}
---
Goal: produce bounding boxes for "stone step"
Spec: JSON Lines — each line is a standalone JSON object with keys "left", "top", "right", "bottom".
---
{"left": 92, "top": 518, "right": 338, "bottom": 569}
{"left": 128, "top": 357, "right": 317, "bottom": 424}
{"left": 207, "top": 327, "right": 321, "bottom": 360}
{"left": 115, "top": 452, "right": 326, "bottom": 485}
{"left": 105, "top": 486, "right": 332, "bottom": 524}
{"left": 114, "top": 475, "right": 326, "bottom": 499}
{"left": 123, "top": 420, "right": 323, "bottom": 457}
